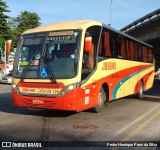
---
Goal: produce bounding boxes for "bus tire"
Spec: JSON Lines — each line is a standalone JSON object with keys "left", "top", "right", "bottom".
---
{"left": 135, "top": 81, "right": 144, "bottom": 99}
{"left": 91, "top": 87, "right": 106, "bottom": 113}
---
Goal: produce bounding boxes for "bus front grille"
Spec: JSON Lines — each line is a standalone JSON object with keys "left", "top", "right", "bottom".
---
{"left": 22, "top": 99, "right": 54, "bottom": 109}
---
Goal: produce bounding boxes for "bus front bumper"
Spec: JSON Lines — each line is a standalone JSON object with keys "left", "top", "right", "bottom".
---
{"left": 12, "top": 89, "right": 81, "bottom": 111}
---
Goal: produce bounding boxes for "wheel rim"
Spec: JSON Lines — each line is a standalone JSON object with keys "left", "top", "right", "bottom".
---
{"left": 140, "top": 82, "right": 143, "bottom": 96}
{"left": 98, "top": 92, "right": 103, "bottom": 107}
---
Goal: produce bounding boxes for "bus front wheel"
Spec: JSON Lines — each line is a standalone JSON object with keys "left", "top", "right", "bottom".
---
{"left": 91, "top": 87, "right": 106, "bottom": 113}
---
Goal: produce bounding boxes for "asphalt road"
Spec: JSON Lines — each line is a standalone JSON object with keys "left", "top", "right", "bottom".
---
{"left": 0, "top": 80, "right": 160, "bottom": 150}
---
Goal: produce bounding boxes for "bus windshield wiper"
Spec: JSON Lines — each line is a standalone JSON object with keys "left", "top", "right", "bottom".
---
{"left": 45, "top": 61, "right": 57, "bottom": 84}
{"left": 20, "top": 47, "right": 39, "bottom": 82}
{"left": 42, "top": 44, "right": 57, "bottom": 84}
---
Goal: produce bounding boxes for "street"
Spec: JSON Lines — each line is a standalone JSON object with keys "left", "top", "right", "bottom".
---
{"left": 0, "top": 80, "right": 160, "bottom": 149}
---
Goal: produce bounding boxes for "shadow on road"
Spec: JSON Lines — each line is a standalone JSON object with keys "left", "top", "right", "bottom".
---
{"left": 144, "top": 79, "right": 160, "bottom": 96}
{"left": 0, "top": 79, "right": 159, "bottom": 117}
{"left": 143, "top": 79, "right": 160, "bottom": 102}
{"left": 142, "top": 96, "right": 160, "bottom": 103}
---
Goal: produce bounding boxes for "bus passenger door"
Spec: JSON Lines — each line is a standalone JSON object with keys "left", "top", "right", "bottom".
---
{"left": 81, "top": 26, "right": 101, "bottom": 108}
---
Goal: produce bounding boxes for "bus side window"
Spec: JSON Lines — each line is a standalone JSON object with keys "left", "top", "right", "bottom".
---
{"left": 134, "top": 43, "right": 137, "bottom": 61}
{"left": 115, "top": 34, "right": 123, "bottom": 58}
{"left": 99, "top": 39, "right": 102, "bottom": 56}
{"left": 129, "top": 40, "right": 134, "bottom": 60}
{"left": 98, "top": 30, "right": 113, "bottom": 57}
{"left": 83, "top": 33, "right": 94, "bottom": 69}
{"left": 138, "top": 44, "right": 142, "bottom": 61}
{"left": 83, "top": 25, "right": 101, "bottom": 71}
{"left": 104, "top": 32, "right": 111, "bottom": 57}
{"left": 142, "top": 46, "right": 148, "bottom": 62}
{"left": 88, "top": 44, "right": 94, "bottom": 69}
{"left": 125, "top": 39, "right": 128, "bottom": 60}
{"left": 135, "top": 43, "right": 140, "bottom": 61}
{"left": 148, "top": 48, "right": 153, "bottom": 63}
{"left": 126, "top": 39, "right": 134, "bottom": 60}
{"left": 120, "top": 38, "right": 125, "bottom": 59}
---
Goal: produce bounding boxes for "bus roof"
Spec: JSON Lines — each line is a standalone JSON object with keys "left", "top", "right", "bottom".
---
{"left": 22, "top": 20, "right": 102, "bottom": 35}
{"left": 103, "top": 24, "right": 153, "bottom": 48}
{"left": 22, "top": 20, "right": 152, "bottom": 48}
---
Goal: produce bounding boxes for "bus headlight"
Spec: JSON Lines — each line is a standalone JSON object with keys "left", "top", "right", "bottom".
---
{"left": 59, "top": 83, "right": 78, "bottom": 96}
{"left": 12, "top": 83, "right": 20, "bottom": 93}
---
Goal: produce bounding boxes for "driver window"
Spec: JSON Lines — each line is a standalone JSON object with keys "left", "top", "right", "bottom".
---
{"left": 82, "top": 26, "right": 101, "bottom": 80}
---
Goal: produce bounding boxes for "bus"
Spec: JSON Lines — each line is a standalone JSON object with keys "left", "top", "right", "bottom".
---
{"left": 12, "top": 20, "right": 154, "bottom": 112}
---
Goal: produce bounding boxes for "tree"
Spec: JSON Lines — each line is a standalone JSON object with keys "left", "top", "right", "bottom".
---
{"left": 11, "top": 11, "right": 41, "bottom": 35}
{"left": 10, "top": 11, "right": 41, "bottom": 49}
{"left": 0, "top": 0, "right": 11, "bottom": 50}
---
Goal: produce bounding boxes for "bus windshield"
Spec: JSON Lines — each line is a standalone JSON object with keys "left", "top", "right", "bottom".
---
{"left": 13, "top": 30, "right": 81, "bottom": 79}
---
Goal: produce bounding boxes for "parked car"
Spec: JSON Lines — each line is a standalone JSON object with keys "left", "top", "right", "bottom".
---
{"left": 1, "top": 71, "right": 12, "bottom": 84}
{"left": 0, "top": 69, "right": 4, "bottom": 81}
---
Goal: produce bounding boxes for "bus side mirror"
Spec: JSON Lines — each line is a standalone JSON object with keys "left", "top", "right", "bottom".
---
{"left": 84, "top": 37, "right": 92, "bottom": 52}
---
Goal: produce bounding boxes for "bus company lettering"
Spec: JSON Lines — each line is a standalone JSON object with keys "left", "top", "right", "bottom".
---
{"left": 47, "top": 36, "right": 71, "bottom": 41}
{"left": 38, "top": 88, "right": 53, "bottom": 94}
{"left": 49, "top": 31, "right": 73, "bottom": 36}
{"left": 38, "top": 88, "right": 60, "bottom": 94}
{"left": 102, "top": 62, "right": 116, "bottom": 70}
{"left": 22, "top": 88, "right": 35, "bottom": 92}
{"left": 21, "top": 88, "right": 60, "bottom": 94}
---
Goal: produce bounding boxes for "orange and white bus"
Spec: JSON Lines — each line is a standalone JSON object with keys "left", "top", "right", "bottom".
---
{"left": 12, "top": 20, "right": 154, "bottom": 112}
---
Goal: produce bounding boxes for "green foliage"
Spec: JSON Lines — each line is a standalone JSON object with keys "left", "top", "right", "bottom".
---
{"left": 11, "top": 11, "right": 41, "bottom": 35}
{"left": 0, "top": 0, "right": 10, "bottom": 34}
{"left": 0, "top": 0, "right": 11, "bottom": 50}
{"left": 0, "top": 0, "right": 42, "bottom": 52}
{"left": 10, "top": 11, "right": 41, "bottom": 48}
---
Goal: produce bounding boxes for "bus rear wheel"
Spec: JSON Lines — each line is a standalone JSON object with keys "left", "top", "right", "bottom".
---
{"left": 91, "top": 87, "right": 106, "bottom": 113}
{"left": 135, "top": 81, "right": 144, "bottom": 99}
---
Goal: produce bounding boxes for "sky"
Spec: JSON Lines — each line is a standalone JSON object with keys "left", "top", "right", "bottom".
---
{"left": 4, "top": 0, "right": 160, "bottom": 30}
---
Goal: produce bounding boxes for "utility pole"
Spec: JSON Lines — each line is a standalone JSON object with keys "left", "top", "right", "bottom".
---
{"left": 4, "top": 42, "right": 7, "bottom": 74}
{"left": 109, "top": 0, "right": 112, "bottom": 26}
